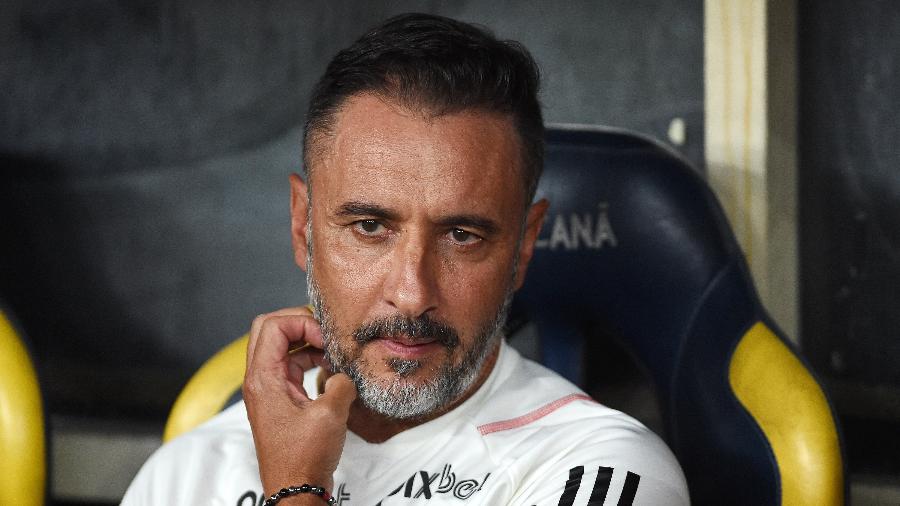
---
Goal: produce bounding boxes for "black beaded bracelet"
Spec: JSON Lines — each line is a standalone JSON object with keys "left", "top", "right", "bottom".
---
{"left": 263, "top": 483, "right": 337, "bottom": 505}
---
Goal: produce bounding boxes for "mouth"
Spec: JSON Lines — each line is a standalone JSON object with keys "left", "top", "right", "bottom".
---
{"left": 376, "top": 336, "right": 443, "bottom": 359}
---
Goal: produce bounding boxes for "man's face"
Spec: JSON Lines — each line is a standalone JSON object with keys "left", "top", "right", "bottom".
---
{"left": 291, "top": 94, "right": 546, "bottom": 418}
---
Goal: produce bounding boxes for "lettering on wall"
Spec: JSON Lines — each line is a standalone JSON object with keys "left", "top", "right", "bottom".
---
{"left": 534, "top": 203, "right": 618, "bottom": 251}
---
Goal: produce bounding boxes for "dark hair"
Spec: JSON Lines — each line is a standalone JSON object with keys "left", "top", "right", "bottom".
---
{"left": 303, "top": 13, "right": 544, "bottom": 203}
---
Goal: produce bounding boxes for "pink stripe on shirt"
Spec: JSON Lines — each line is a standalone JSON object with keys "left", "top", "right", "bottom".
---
{"left": 477, "top": 393, "right": 595, "bottom": 436}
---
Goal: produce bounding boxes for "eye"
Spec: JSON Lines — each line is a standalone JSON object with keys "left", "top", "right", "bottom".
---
{"left": 353, "top": 220, "right": 385, "bottom": 236}
{"left": 448, "top": 228, "right": 482, "bottom": 246}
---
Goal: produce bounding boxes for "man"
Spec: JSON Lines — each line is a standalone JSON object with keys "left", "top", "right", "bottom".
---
{"left": 123, "top": 13, "right": 689, "bottom": 505}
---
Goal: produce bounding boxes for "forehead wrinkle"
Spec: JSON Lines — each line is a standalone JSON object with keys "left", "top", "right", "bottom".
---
{"left": 317, "top": 94, "right": 526, "bottom": 221}
{"left": 308, "top": 94, "right": 528, "bottom": 196}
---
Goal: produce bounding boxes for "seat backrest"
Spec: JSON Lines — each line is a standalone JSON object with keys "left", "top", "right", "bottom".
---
{"left": 511, "top": 125, "right": 844, "bottom": 506}
{"left": 163, "top": 334, "right": 248, "bottom": 442}
{"left": 0, "top": 309, "right": 46, "bottom": 506}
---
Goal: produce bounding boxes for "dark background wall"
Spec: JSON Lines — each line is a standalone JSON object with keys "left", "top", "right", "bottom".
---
{"left": 0, "top": 0, "right": 704, "bottom": 420}
{"left": 799, "top": 0, "right": 900, "bottom": 475}
{"left": 800, "top": 0, "right": 900, "bottom": 387}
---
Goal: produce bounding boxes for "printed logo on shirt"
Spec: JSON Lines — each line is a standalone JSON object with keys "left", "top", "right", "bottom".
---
{"left": 549, "top": 465, "right": 641, "bottom": 506}
{"left": 234, "top": 462, "right": 489, "bottom": 506}
{"left": 374, "top": 463, "right": 490, "bottom": 504}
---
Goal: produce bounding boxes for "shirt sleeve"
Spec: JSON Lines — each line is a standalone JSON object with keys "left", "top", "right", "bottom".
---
{"left": 509, "top": 462, "right": 688, "bottom": 506}
{"left": 119, "top": 422, "right": 264, "bottom": 505}
{"left": 504, "top": 422, "right": 690, "bottom": 506}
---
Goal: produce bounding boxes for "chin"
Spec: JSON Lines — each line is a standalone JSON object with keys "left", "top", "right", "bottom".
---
{"left": 347, "top": 358, "right": 478, "bottom": 420}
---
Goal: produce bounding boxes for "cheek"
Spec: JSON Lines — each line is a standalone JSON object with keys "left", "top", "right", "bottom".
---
{"left": 313, "top": 230, "right": 389, "bottom": 315}
{"left": 438, "top": 252, "right": 516, "bottom": 325}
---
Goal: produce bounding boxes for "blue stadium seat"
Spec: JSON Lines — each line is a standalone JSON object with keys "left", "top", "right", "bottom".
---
{"left": 511, "top": 125, "right": 845, "bottom": 505}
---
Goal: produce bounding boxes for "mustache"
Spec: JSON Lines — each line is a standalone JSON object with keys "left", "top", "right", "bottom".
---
{"left": 353, "top": 314, "right": 460, "bottom": 349}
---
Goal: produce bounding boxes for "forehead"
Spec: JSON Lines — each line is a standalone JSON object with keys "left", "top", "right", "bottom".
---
{"left": 311, "top": 94, "right": 526, "bottom": 216}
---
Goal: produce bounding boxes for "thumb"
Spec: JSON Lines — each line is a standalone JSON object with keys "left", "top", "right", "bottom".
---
{"left": 319, "top": 373, "right": 358, "bottom": 416}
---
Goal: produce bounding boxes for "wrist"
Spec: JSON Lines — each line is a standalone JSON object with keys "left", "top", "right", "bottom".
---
{"left": 263, "top": 483, "right": 337, "bottom": 506}
{"left": 262, "top": 473, "right": 334, "bottom": 493}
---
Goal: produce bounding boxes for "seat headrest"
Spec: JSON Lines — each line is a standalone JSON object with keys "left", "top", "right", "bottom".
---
{"left": 512, "top": 127, "right": 753, "bottom": 384}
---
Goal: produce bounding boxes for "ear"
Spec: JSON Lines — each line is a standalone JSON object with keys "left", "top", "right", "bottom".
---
{"left": 289, "top": 173, "right": 311, "bottom": 272}
{"left": 513, "top": 198, "right": 549, "bottom": 290}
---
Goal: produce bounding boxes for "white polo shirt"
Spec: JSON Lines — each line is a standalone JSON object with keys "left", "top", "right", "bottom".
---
{"left": 122, "top": 341, "right": 689, "bottom": 505}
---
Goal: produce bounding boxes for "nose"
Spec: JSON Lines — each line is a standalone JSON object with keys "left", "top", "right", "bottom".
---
{"left": 381, "top": 233, "right": 439, "bottom": 318}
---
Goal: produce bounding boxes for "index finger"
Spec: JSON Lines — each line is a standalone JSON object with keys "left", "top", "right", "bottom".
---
{"left": 247, "top": 315, "right": 323, "bottom": 376}
{"left": 246, "top": 306, "right": 315, "bottom": 367}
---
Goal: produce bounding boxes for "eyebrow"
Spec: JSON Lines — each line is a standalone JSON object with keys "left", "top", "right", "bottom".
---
{"left": 335, "top": 201, "right": 501, "bottom": 236}
{"left": 435, "top": 214, "right": 500, "bottom": 236}
{"left": 335, "top": 201, "right": 400, "bottom": 221}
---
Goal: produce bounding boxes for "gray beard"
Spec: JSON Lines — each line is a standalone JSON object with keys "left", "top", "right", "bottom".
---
{"left": 306, "top": 248, "right": 514, "bottom": 420}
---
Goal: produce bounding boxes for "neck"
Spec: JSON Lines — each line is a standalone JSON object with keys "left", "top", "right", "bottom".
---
{"left": 338, "top": 339, "right": 502, "bottom": 443}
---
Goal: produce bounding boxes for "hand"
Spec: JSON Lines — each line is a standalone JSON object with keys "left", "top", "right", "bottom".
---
{"left": 243, "top": 306, "right": 357, "bottom": 494}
